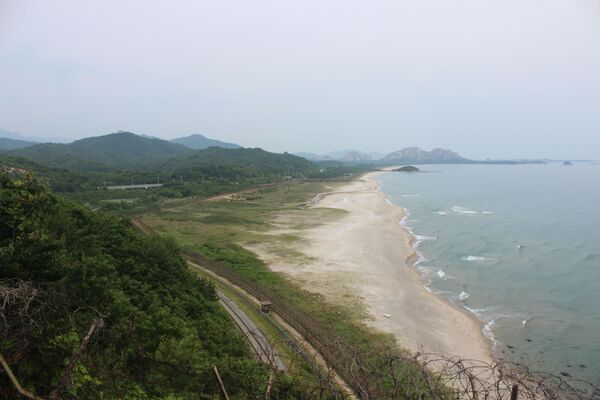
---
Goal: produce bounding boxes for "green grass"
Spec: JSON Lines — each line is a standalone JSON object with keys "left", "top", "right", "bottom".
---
{"left": 139, "top": 179, "right": 452, "bottom": 398}
{"left": 187, "top": 262, "right": 344, "bottom": 397}
{"left": 141, "top": 180, "right": 396, "bottom": 350}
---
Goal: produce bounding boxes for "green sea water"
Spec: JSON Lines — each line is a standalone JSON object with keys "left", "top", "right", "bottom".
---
{"left": 378, "top": 163, "right": 600, "bottom": 383}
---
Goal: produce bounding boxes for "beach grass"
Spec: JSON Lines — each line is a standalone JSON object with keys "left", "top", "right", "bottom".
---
{"left": 140, "top": 180, "right": 396, "bottom": 349}
{"left": 139, "top": 179, "right": 464, "bottom": 398}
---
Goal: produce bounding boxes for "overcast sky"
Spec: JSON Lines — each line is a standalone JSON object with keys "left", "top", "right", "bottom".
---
{"left": 1, "top": 1, "right": 599, "bottom": 159}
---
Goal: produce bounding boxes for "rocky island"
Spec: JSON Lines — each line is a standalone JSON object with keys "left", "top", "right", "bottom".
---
{"left": 393, "top": 165, "right": 420, "bottom": 172}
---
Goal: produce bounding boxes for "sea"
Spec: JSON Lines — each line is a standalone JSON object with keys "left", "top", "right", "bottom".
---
{"left": 377, "top": 162, "right": 600, "bottom": 383}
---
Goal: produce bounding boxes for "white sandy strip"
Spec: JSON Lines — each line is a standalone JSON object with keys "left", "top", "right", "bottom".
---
{"left": 299, "top": 172, "right": 492, "bottom": 362}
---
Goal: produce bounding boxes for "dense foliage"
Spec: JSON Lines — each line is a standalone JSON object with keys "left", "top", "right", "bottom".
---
{"left": 0, "top": 174, "right": 302, "bottom": 399}
{"left": 2, "top": 133, "right": 371, "bottom": 214}
{"left": 160, "top": 147, "right": 317, "bottom": 181}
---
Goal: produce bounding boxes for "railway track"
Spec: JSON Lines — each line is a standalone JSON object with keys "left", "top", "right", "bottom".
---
{"left": 216, "top": 290, "right": 286, "bottom": 371}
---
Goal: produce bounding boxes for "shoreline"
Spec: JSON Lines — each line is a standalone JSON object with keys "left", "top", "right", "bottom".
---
{"left": 304, "top": 171, "right": 493, "bottom": 362}
{"left": 369, "top": 171, "right": 494, "bottom": 357}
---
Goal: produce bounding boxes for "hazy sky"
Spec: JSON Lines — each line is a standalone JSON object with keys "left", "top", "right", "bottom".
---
{"left": 1, "top": 1, "right": 599, "bottom": 159}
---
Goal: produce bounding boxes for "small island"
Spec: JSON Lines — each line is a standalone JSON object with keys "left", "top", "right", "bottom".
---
{"left": 393, "top": 165, "right": 420, "bottom": 172}
{"left": 563, "top": 161, "right": 573, "bottom": 166}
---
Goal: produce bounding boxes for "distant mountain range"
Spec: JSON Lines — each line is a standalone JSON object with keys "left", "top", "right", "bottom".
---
{"left": 296, "top": 150, "right": 385, "bottom": 162}
{"left": 170, "top": 134, "right": 241, "bottom": 150}
{"left": 0, "top": 128, "right": 69, "bottom": 144}
{"left": 1, "top": 128, "right": 566, "bottom": 168}
{"left": 382, "top": 147, "right": 466, "bottom": 163}
{"left": 294, "top": 147, "right": 467, "bottom": 164}
{"left": 0, "top": 129, "right": 244, "bottom": 153}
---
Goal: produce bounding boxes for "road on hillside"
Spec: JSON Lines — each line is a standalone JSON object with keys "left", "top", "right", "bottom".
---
{"left": 217, "top": 291, "right": 286, "bottom": 371}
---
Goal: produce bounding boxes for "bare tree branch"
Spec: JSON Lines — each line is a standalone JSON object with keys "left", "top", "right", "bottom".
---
{"left": 0, "top": 351, "right": 45, "bottom": 400}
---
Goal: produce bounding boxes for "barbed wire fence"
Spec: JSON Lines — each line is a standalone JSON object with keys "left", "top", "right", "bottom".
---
{"left": 236, "top": 324, "right": 600, "bottom": 400}
{"left": 129, "top": 217, "right": 600, "bottom": 399}
{"left": 181, "top": 248, "right": 599, "bottom": 400}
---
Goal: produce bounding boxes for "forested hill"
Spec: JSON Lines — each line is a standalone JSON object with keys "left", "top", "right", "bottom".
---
{"left": 161, "top": 147, "right": 317, "bottom": 179}
{"left": 10, "top": 132, "right": 192, "bottom": 171}
{"left": 0, "top": 173, "right": 303, "bottom": 399}
{"left": 8, "top": 132, "right": 317, "bottom": 180}
{"left": 1, "top": 141, "right": 321, "bottom": 197}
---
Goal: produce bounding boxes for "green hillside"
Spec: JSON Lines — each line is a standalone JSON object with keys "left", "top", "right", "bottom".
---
{"left": 0, "top": 173, "right": 304, "bottom": 399}
{"left": 161, "top": 147, "right": 317, "bottom": 180}
{"left": 11, "top": 132, "right": 191, "bottom": 171}
{"left": 0, "top": 137, "right": 37, "bottom": 152}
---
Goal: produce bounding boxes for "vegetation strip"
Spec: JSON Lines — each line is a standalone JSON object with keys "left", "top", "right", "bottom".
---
{"left": 187, "top": 260, "right": 348, "bottom": 398}
{"left": 215, "top": 290, "right": 286, "bottom": 370}
{"left": 134, "top": 181, "right": 600, "bottom": 400}
{"left": 1, "top": 174, "right": 311, "bottom": 399}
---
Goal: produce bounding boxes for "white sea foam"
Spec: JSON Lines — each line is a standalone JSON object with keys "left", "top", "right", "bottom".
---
{"left": 400, "top": 193, "right": 419, "bottom": 197}
{"left": 416, "top": 265, "right": 431, "bottom": 274}
{"left": 436, "top": 269, "right": 447, "bottom": 279}
{"left": 462, "top": 255, "right": 488, "bottom": 262}
{"left": 463, "top": 306, "right": 499, "bottom": 349}
{"left": 482, "top": 320, "right": 498, "bottom": 349}
{"left": 414, "top": 234, "right": 437, "bottom": 241}
{"left": 414, "top": 251, "right": 427, "bottom": 266}
{"left": 451, "top": 206, "right": 495, "bottom": 215}
{"left": 399, "top": 208, "right": 410, "bottom": 226}
{"left": 433, "top": 210, "right": 449, "bottom": 215}
{"left": 463, "top": 306, "right": 485, "bottom": 317}
{"left": 459, "top": 291, "right": 470, "bottom": 301}
{"left": 452, "top": 206, "right": 478, "bottom": 215}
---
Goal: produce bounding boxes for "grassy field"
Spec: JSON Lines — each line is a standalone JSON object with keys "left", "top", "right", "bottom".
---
{"left": 186, "top": 262, "right": 335, "bottom": 393}
{"left": 139, "top": 179, "right": 398, "bottom": 352}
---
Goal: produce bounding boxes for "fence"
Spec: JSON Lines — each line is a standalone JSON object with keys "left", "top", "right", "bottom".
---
{"left": 132, "top": 217, "right": 600, "bottom": 399}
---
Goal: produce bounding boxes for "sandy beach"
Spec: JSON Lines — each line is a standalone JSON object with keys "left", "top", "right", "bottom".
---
{"left": 253, "top": 172, "right": 493, "bottom": 363}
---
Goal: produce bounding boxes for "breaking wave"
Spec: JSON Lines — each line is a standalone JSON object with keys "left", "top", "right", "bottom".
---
{"left": 462, "top": 255, "right": 489, "bottom": 262}
{"left": 451, "top": 206, "right": 495, "bottom": 215}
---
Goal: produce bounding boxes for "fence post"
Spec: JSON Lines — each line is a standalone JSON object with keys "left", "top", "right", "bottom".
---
{"left": 213, "top": 366, "right": 231, "bottom": 400}
{"left": 510, "top": 384, "right": 519, "bottom": 400}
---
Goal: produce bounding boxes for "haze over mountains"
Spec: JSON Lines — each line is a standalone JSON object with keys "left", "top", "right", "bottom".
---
{"left": 1, "top": 131, "right": 315, "bottom": 182}
{"left": 294, "top": 148, "right": 467, "bottom": 163}
{"left": 0, "top": 129, "right": 563, "bottom": 167}
{"left": 171, "top": 134, "right": 241, "bottom": 150}
{"left": 0, "top": 128, "right": 468, "bottom": 165}
{"left": 0, "top": 137, "right": 36, "bottom": 151}
{"left": 0, "top": 130, "right": 243, "bottom": 152}
{"left": 0, "top": 127, "right": 69, "bottom": 144}
{"left": 9, "top": 132, "right": 192, "bottom": 171}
